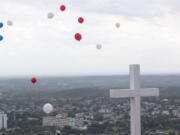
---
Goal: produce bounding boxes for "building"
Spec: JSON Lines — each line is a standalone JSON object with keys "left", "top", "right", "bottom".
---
{"left": 162, "top": 110, "right": 170, "bottom": 115}
{"left": 75, "top": 113, "right": 84, "bottom": 118}
{"left": 0, "top": 111, "right": 8, "bottom": 129}
{"left": 43, "top": 114, "right": 84, "bottom": 129}
{"left": 173, "top": 107, "right": 180, "bottom": 118}
{"left": 98, "top": 108, "right": 112, "bottom": 113}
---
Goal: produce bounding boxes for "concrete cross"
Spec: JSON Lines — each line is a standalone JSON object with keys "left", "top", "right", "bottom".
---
{"left": 110, "top": 64, "right": 159, "bottom": 135}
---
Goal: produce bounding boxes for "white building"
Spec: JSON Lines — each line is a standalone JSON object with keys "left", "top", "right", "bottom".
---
{"left": 162, "top": 99, "right": 169, "bottom": 102}
{"left": 98, "top": 108, "right": 112, "bottom": 113}
{"left": 43, "top": 114, "right": 84, "bottom": 129}
{"left": 173, "top": 107, "right": 180, "bottom": 118}
{"left": 162, "top": 110, "right": 170, "bottom": 115}
{"left": 0, "top": 111, "right": 8, "bottom": 129}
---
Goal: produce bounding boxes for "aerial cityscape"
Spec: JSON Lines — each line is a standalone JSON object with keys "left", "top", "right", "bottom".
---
{"left": 1, "top": 0, "right": 180, "bottom": 135}
{"left": 0, "top": 74, "right": 179, "bottom": 135}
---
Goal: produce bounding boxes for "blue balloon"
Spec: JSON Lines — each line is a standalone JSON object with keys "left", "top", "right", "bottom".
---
{"left": 0, "top": 35, "right": 3, "bottom": 41}
{"left": 0, "top": 22, "right": 3, "bottom": 28}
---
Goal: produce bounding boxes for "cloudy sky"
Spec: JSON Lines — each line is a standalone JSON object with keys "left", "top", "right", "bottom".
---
{"left": 0, "top": 0, "right": 180, "bottom": 76}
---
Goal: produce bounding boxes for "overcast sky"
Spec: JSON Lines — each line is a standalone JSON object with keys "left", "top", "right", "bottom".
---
{"left": 0, "top": 0, "right": 180, "bottom": 76}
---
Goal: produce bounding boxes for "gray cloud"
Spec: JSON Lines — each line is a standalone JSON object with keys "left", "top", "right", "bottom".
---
{"left": 70, "top": 0, "right": 180, "bottom": 18}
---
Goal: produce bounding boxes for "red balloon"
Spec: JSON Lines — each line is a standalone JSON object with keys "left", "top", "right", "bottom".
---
{"left": 31, "top": 77, "right": 37, "bottom": 84}
{"left": 74, "top": 33, "right": 82, "bottom": 41}
{"left": 60, "top": 5, "right": 66, "bottom": 11}
{"left": 78, "top": 17, "right": 84, "bottom": 24}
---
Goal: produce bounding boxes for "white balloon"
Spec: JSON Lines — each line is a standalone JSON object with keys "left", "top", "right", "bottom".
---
{"left": 48, "top": 12, "right": 54, "bottom": 19}
{"left": 7, "top": 20, "right": 13, "bottom": 26}
{"left": 43, "top": 103, "right": 53, "bottom": 114}
{"left": 96, "top": 44, "right": 102, "bottom": 50}
{"left": 115, "top": 23, "right": 120, "bottom": 28}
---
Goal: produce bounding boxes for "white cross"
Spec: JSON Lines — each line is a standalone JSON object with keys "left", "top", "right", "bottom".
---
{"left": 110, "top": 64, "right": 159, "bottom": 135}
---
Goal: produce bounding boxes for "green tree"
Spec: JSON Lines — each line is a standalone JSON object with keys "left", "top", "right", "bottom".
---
{"left": 94, "top": 113, "right": 103, "bottom": 121}
{"left": 87, "top": 123, "right": 105, "bottom": 134}
{"left": 168, "top": 131, "right": 175, "bottom": 135}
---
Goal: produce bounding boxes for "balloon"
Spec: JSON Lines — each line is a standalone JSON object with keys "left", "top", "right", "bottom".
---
{"left": 7, "top": 20, "right": 13, "bottom": 26}
{"left": 115, "top": 23, "right": 120, "bottom": 28}
{"left": 96, "top": 44, "right": 102, "bottom": 50}
{"left": 0, "top": 35, "right": 3, "bottom": 41}
{"left": 47, "top": 12, "right": 54, "bottom": 19}
{"left": 0, "top": 22, "right": 3, "bottom": 28}
{"left": 78, "top": 17, "right": 84, "bottom": 24}
{"left": 43, "top": 103, "right": 53, "bottom": 114}
{"left": 60, "top": 5, "right": 66, "bottom": 11}
{"left": 31, "top": 77, "right": 37, "bottom": 84}
{"left": 74, "top": 33, "right": 82, "bottom": 41}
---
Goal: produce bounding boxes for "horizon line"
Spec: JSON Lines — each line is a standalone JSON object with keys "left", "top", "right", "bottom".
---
{"left": 0, "top": 73, "right": 180, "bottom": 78}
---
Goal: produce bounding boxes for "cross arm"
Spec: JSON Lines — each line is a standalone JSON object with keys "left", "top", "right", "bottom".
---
{"left": 110, "top": 88, "right": 159, "bottom": 98}
{"left": 110, "top": 89, "right": 137, "bottom": 98}
{"left": 139, "top": 88, "right": 159, "bottom": 97}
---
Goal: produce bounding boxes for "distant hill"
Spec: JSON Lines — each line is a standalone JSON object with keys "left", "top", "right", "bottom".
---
{"left": 0, "top": 75, "right": 180, "bottom": 97}
{"left": 160, "top": 87, "right": 180, "bottom": 97}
